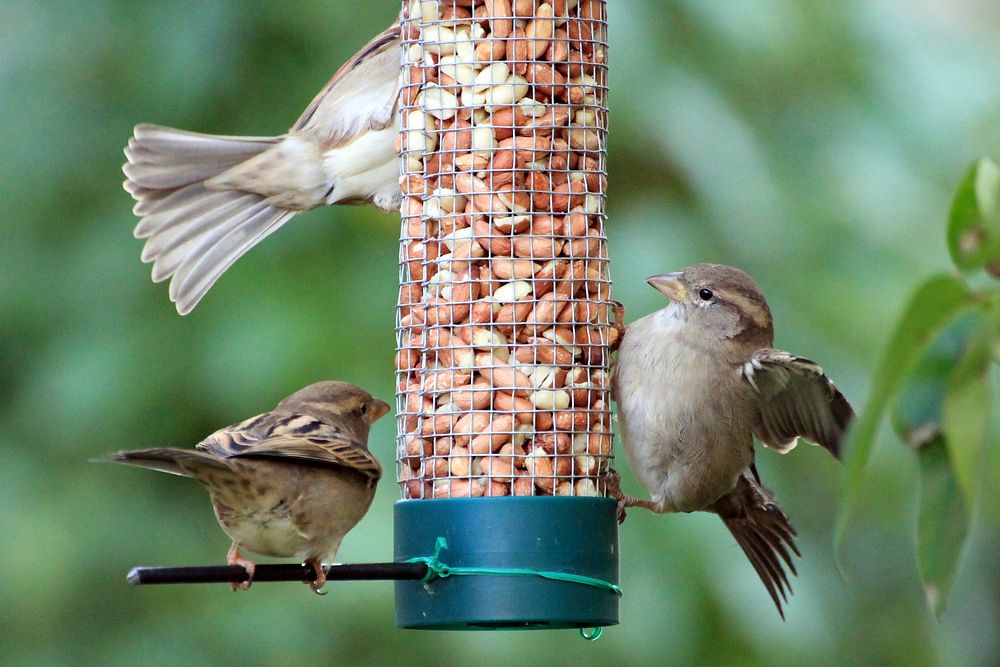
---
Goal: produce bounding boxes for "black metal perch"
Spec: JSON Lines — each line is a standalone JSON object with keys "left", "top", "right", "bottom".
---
{"left": 127, "top": 562, "right": 429, "bottom": 586}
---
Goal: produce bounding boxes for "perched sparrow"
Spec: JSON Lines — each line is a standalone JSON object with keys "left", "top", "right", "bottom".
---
{"left": 101, "top": 381, "right": 390, "bottom": 593}
{"left": 612, "top": 264, "right": 853, "bottom": 617}
{"left": 124, "top": 24, "right": 402, "bottom": 315}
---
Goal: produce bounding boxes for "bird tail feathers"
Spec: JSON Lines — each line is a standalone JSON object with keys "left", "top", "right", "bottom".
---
{"left": 711, "top": 472, "right": 801, "bottom": 619}
{"left": 124, "top": 124, "right": 295, "bottom": 315}
{"left": 96, "top": 447, "right": 230, "bottom": 479}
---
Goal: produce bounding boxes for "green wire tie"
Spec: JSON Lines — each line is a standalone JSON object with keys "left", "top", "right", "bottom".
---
{"left": 405, "top": 536, "right": 622, "bottom": 640}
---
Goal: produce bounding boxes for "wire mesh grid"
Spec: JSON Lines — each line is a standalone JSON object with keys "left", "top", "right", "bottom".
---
{"left": 394, "top": 0, "right": 612, "bottom": 500}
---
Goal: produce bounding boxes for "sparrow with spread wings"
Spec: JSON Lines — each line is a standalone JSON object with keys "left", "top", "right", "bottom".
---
{"left": 612, "top": 264, "right": 853, "bottom": 617}
{"left": 124, "top": 24, "right": 403, "bottom": 314}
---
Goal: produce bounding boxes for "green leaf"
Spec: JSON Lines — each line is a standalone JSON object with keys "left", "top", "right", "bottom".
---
{"left": 942, "top": 301, "right": 999, "bottom": 506}
{"left": 835, "top": 274, "right": 972, "bottom": 558}
{"left": 890, "top": 313, "right": 981, "bottom": 450}
{"left": 916, "top": 435, "right": 969, "bottom": 617}
{"left": 887, "top": 311, "right": 993, "bottom": 616}
{"left": 947, "top": 157, "right": 1000, "bottom": 276}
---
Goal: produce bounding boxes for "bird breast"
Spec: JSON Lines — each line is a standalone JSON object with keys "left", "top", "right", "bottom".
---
{"left": 615, "top": 307, "right": 755, "bottom": 510}
{"left": 208, "top": 460, "right": 375, "bottom": 561}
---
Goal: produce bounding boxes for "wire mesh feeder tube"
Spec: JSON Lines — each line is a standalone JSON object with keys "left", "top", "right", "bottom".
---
{"left": 394, "top": 0, "right": 617, "bottom": 630}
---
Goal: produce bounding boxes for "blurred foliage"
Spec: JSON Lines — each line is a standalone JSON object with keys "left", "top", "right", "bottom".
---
{"left": 838, "top": 157, "right": 999, "bottom": 616}
{"left": 2, "top": 0, "right": 999, "bottom": 665}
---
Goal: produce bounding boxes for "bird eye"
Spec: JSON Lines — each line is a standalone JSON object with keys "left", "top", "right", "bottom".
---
{"left": 359, "top": 403, "right": 368, "bottom": 416}
{"left": 698, "top": 288, "right": 714, "bottom": 301}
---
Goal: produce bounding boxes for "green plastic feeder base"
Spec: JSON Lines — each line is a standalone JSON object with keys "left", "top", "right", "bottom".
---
{"left": 394, "top": 496, "right": 619, "bottom": 630}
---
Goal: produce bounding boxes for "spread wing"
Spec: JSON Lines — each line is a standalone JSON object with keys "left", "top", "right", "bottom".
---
{"left": 197, "top": 411, "right": 381, "bottom": 481}
{"left": 291, "top": 23, "right": 401, "bottom": 143}
{"left": 741, "top": 348, "right": 854, "bottom": 459}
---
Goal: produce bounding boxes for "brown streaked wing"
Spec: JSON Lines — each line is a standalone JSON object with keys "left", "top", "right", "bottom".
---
{"left": 196, "top": 411, "right": 279, "bottom": 457}
{"left": 197, "top": 412, "right": 381, "bottom": 480}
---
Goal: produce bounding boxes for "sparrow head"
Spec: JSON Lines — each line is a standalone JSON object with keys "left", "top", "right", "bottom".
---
{"left": 275, "top": 381, "right": 391, "bottom": 444}
{"left": 647, "top": 263, "right": 774, "bottom": 355}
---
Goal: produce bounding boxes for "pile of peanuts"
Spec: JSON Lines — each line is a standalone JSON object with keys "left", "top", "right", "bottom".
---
{"left": 395, "top": 0, "right": 614, "bottom": 499}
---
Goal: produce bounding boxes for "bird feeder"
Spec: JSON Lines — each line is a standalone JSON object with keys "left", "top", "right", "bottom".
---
{"left": 394, "top": 0, "right": 618, "bottom": 630}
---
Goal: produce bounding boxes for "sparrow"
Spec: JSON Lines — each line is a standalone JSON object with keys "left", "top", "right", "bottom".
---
{"left": 100, "top": 381, "right": 390, "bottom": 593}
{"left": 611, "top": 264, "right": 853, "bottom": 617}
{"left": 124, "top": 23, "right": 402, "bottom": 315}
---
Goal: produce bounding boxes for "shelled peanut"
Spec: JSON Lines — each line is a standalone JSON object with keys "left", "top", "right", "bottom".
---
{"left": 395, "top": 0, "right": 613, "bottom": 500}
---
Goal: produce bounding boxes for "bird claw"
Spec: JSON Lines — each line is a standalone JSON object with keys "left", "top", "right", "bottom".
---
{"left": 609, "top": 300, "right": 627, "bottom": 352}
{"left": 615, "top": 499, "right": 628, "bottom": 524}
{"left": 306, "top": 559, "right": 327, "bottom": 595}
{"left": 603, "top": 469, "right": 659, "bottom": 523}
{"left": 603, "top": 469, "right": 629, "bottom": 524}
{"left": 227, "top": 543, "right": 256, "bottom": 591}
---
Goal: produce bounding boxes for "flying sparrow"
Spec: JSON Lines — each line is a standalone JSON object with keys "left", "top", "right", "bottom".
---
{"left": 612, "top": 264, "right": 853, "bottom": 617}
{"left": 124, "top": 23, "right": 402, "bottom": 315}
{"left": 101, "top": 381, "right": 390, "bottom": 593}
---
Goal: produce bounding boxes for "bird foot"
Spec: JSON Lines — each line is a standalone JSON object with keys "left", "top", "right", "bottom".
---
{"left": 609, "top": 300, "right": 627, "bottom": 352}
{"left": 603, "top": 469, "right": 630, "bottom": 524}
{"left": 306, "top": 559, "right": 327, "bottom": 595}
{"left": 227, "top": 543, "right": 256, "bottom": 591}
{"left": 615, "top": 498, "right": 628, "bottom": 524}
{"left": 603, "top": 469, "right": 658, "bottom": 524}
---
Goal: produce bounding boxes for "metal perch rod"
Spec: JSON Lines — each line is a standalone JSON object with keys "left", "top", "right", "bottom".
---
{"left": 127, "top": 562, "right": 429, "bottom": 586}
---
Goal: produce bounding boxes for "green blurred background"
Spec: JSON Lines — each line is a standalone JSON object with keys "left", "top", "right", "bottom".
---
{"left": 2, "top": 0, "right": 999, "bottom": 664}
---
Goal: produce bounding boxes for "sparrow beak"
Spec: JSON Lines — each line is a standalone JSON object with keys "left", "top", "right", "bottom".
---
{"left": 371, "top": 398, "right": 392, "bottom": 422}
{"left": 646, "top": 273, "right": 688, "bottom": 302}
